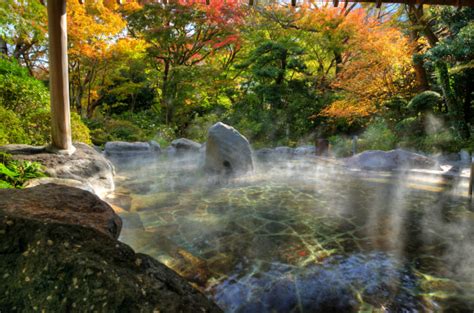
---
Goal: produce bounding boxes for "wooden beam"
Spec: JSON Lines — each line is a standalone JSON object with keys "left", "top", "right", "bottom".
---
{"left": 333, "top": 0, "right": 340, "bottom": 6}
{"left": 47, "top": 0, "right": 75, "bottom": 154}
{"left": 333, "top": 0, "right": 474, "bottom": 6}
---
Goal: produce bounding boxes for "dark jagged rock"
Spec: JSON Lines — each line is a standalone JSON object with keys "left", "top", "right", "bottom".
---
{"left": 0, "top": 142, "right": 115, "bottom": 196}
{"left": 0, "top": 184, "right": 122, "bottom": 239}
{"left": 0, "top": 185, "right": 222, "bottom": 313}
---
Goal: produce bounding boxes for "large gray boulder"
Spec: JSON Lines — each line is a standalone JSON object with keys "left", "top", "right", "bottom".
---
{"left": 294, "top": 145, "right": 316, "bottom": 156}
{"left": 204, "top": 122, "right": 254, "bottom": 175}
{"left": 345, "top": 149, "right": 438, "bottom": 171}
{"left": 104, "top": 141, "right": 160, "bottom": 159}
{"left": 254, "top": 148, "right": 274, "bottom": 161}
{"left": 0, "top": 142, "right": 114, "bottom": 196}
{"left": 171, "top": 138, "right": 201, "bottom": 156}
{"left": 274, "top": 146, "right": 295, "bottom": 155}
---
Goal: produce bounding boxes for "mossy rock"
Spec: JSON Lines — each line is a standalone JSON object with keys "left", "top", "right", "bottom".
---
{"left": 0, "top": 214, "right": 221, "bottom": 313}
{"left": 0, "top": 185, "right": 222, "bottom": 313}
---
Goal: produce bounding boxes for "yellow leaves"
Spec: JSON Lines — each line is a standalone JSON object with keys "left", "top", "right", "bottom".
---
{"left": 89, "top": 90, "right": 100, "bottom": 103}
{"left": 112, "top": 38, "right": 147, "bottom": 58}
{"left": 67, "top": 0, "right": 127, "bottom": 58}
{"left": 295, "top": 5, "right": 345, "bottom": 31}
{"left": 320, "top": 98, "right": 375, "bottom": 122}
{"left": 318, "top": 8, "right": 414, "bottom": 121}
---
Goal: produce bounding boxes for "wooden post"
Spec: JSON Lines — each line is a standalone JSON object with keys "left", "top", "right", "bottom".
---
{"left": 469, "top": 156, "right": 474, "bottom": 200}
{"left": 352, "top": 135, "right": 358, "bottom": 156}
{"left": 315, "top": 138, "right": 329, "bottom": 156}
{"left": 47, "top": 0, "right": 75, "bottom": 154}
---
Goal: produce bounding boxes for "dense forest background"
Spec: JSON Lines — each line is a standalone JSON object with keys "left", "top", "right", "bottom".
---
{"left": 0, "top": 0, "right": 473, "bottom": 155}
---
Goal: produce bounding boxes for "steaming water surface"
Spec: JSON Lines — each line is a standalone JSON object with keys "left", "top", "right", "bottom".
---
{"left": 108, "top": 156, "right": 474, "bottom": 312}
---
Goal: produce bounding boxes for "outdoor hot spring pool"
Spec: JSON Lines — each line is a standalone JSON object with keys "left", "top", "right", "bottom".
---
{"left": 107, "top": 156, "right": 474, "bottom": 312}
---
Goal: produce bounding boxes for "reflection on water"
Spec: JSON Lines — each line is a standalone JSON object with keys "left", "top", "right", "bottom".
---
{"left": 108, "top": 156, "right": 474, "bottom": 312}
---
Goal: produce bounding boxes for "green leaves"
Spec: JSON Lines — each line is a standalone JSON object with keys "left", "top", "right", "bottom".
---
{"left": 407, "top": 91, "right": 442, "bottom": 114}
{"left": 0, "top": 58, "right": 49, "bottom": 116}
{"left": 0, "top": 163, "right": 18, "bottom": 180}
{"left": 0, "top": 180, "right": 13, "bottom": 189}
{"left": 0, "top": 153, "right": 46, "bottom": 189}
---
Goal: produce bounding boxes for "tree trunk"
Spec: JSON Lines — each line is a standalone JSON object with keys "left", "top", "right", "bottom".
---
{"left": 162, "top": 60, "right": 171, "bottom": 125}
{"left": 463, "top": 70, "right": 473, "bottom": 129}
{"left": 408, "top": 5, "right": 430, "bottom": 91}
{"left": 276, "top": 49, "right": 287, "bottom": 85}
{"left": 334, "top": 51, "right": 343, "bottom": 75}
{"left": 436, "top": 60, "right": 470, "bottom": 139}
{"left": 130, "top": 93, "right": 135, "bottom": 114}
{"left": 0, "top": 37, "right": 7, "bottom": 55}
{"left": 413, "top": 59, "right": 429, "bottom": 91}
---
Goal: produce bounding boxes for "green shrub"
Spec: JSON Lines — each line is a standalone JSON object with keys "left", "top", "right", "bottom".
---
{"left": 0, "top": 153, "right": 46, "bottom": 189}
{"left": 107, "top": 119, "right": 144, "bottom": 142}
{"left": 153, "top": 125, "right": 176, "bottom": 148}
{"left": 423, "top": 129, "right": 463, "bottom": 153}
{"left": 71, "top": 112, "right": 92, "bottom": 145}
{"left": 185, "top": 113, "right": 220, "bottom": 143}
{"left": 89, "top": 128, "right": 110, "bottom": 146}
{"left": 23, "top": 109, "right": 51, "bottom": 145}
{"left": 87, "top": 118, "right": 145, "bottom": 145}
{"left": 0, "top": 58, "right": 91, "bottom": 146}
{"left": 329, "top": 135, "right": 352, "bottom": 157}
{"left": 381, "top": 96, "right": 409, "bottom": 125}
{"left": 86, "top": 110, "right": 163, "bottom": 146}
{"left": 231, "top": 116, "right": 266, "bottom": 146}
{"left": 0, "top": 107, "right": 28, "bottom": 145}
{"left": 358, "top": 119, "right": 397, "bottom": 151}
{"left": 117, "top": 110, "right": 161, "bottom": 139}
{"left": 0, "top": 58, "right": 49, "bottom": 115}
{"left": 20, "top": 110, "right": 92, "bottom": 146}
{"left": 395, "top": 117, "right": 423, "bottom": 137}
{"left": 407, "top": 91, "right": 442, "bottom": 114}
{"left": 329, "top": 119, "right": 397, "bottom": 157}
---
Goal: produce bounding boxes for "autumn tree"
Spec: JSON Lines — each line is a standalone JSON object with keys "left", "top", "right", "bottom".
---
{"left": 127, "top": 0, "right": 244, "bottom": 126}
{"left": 303, "top": 7, "right": 416, "bottom": 123}
{"left": 67, "top": 0, "right": 145, "bottom": 118}
{"left": 0, "top": 0, "right": 48, "bottom": 75}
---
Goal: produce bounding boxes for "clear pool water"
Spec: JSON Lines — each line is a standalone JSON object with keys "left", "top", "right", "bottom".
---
{"left": 108, "top": 156, "right": 474, "bottom": 312}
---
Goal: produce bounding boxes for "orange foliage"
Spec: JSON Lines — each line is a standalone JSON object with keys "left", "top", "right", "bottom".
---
{"left": 183, "top": 0, "right": 245, "bottom": 52}
{"left": 67, "top": 0, "right": 127, "bottom": 59}
{"left": 294, "top": 6, "right": 414, "bottom": 122}
{"left": 67, "top": 0, "right": 146, "bottom": 116}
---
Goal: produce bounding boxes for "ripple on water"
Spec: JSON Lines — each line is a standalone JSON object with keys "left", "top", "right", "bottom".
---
{"left": 212, "top": 252, "right": 423, "bottom": 313}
